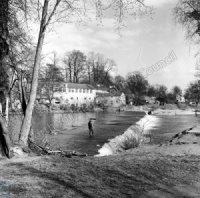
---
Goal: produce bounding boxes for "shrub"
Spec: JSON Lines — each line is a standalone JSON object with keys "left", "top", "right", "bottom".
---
{"left": 119, "top": 134, "right": 141, "bottom": 151}
{"left": 177, "top": 103, "right": 187, "bottom": 110}
{"left": 59, "top": 104, "right": 70, "bottom": 111}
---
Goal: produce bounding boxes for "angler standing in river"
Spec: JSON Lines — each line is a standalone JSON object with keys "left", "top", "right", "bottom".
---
{"left": 88, "top": 119, "right": 94, "bottom": 137}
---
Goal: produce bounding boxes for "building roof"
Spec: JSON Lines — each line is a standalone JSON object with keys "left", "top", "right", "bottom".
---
{"left": 96, "top": 92, "right": 110, "bottom": 97}
{"left": 96, "top": 91, "right": 124, "bottom": 97}
{"left": 112, "top": 91, "right": 124, "bottom": 97}
{"left": 93, "top": 85, "right": 108, "bottom": 91}
{"left": 67, "top": 83, "right": 94, "bottom": 90}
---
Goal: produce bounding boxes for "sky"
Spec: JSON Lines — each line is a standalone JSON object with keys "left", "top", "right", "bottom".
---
{"left": 39, "top": 0, "right": 198, "bottom": 92}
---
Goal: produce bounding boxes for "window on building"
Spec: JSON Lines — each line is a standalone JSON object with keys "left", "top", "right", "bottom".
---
{"left": 83, "top": 89, "right": 85, "bottom": 93}
{"left": 68, "top": 89, "right": 71, "bottom": 92}
{"left": 76, "top": 89, "right": 78, "bottom": 92}
{"left": 72, "top": 89, "right": 74, "bottom": 93}
{"left": 90, "top": 90, "right": 92, "bottom": 93}
{"left": 71, "top": 97, "right": 73, "bottom": 100}
{"left": 77, "top": 97, "right": 78, "bottom": 100}
{"left": 84, "top": 97, "right": 87, "bottom": 100}
{"left": 79, "top": 89, "right": 82, "bottom": 93}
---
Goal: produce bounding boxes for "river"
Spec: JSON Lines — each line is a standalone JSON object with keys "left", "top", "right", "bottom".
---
{"left": 9, "top": 111, "right": 200, "bottom": 156}
{"left": 9, "top": 111, "right": 145, "bottom": 155}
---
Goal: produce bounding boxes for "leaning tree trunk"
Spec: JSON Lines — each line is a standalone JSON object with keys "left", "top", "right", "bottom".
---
{"left": 19, "top": 0, "right": 49, "bottom": 147}
{"left": 0, "top": 0, "right": 12, "bottom": 158}
{"left": 0, "top": 114, "right": 11, "bottom": 157}
{"left": 17, "top": 71, "right": 27, "bottom": 116}
{"left": 5, "top": 95, "right": 9, "bottom": 124}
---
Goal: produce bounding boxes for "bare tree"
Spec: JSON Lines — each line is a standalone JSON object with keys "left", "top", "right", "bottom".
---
{"left": 63, "top": 52, "right": 73, "bottom": 83}
{"left": 0, "top": 0, "right": 11, "bottom": 157}
{"left": 39, "top": 52, "right": 64, "bottom": 110}
{"left": 86, "top": 52, "right": 96, "bottom": 84}
{"left": 63, "top": 50, "right": 86, "bottom": 83}
{"left": 12, "top": 0, "right": 153, "bottom": 147}
{"left": 174, "top": 0, "right": 200, "bottom": 67}
{"left": 174, "top": 0, "right": 200, "bottom": 42}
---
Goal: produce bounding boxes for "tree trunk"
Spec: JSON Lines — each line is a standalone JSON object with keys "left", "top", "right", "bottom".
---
{"left": 0, "top": 0, "right": 12, "bottom": 158}
{"left": 0, "top": 103, "right": 2, "bottom": 114}
{"left": 5, "top": 95, "right": 9, "bottom": 124}
{"left": 0, "top": 114, "right": 12, "bottom": 157}
{"left": 19, "top": 0, "right": 49, "bottom": 147}
{"left": 69, "top": 63, "right": 72, "bottom": 82}
{"left": 17, "top": 71, "right": 27, "bottom": 115}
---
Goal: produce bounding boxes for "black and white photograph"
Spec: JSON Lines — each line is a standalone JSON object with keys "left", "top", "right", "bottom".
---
{"left": 0, "top": 0, "right": 200, "bottom": 197}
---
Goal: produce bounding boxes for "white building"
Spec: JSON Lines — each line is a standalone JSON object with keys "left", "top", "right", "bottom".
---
{"left": 54, "top": 83, "right": 95, "bottom": 106}
{"left": 176, "top": 95, "right": 185, "bottom": 103}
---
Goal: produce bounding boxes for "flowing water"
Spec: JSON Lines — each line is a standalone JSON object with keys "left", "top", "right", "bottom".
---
{"left": 8, "top": 111, "right": 200, "bottom": 156}
{"left": 149, "top": 114, "right": 200, "bottom": 145}
{"left": 9, "top": 111, "right": 145, "bottom": 155}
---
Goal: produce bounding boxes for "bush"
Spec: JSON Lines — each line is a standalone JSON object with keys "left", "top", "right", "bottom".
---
{"left": 119, "top": 134, "right": 141, "bottom": 151}
{"left": 177, "top": 103, "right": 187, "bottom": 110}
{"left": 59, "top": 104, "right": 70, "bottom": 111}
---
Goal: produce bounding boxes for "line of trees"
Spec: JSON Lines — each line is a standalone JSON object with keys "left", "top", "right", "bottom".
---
{"left": 63, "top": 51, "right": 117, "bottom": 86}
{"left": 0, "top": 0, "right": 153, "bottom": 156}
{"left": 113, "top": 73, "right": 183, "bottom": 105}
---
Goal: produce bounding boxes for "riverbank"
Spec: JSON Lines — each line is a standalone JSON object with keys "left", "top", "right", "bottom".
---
{"left": 154, "top": 109, "right": 197, "bottom": 115}
{"left": 1, "top": 112, "right": 200, "bottom": 197}
{"left": 1, "top": 141, "right": 200, "bottom": 197}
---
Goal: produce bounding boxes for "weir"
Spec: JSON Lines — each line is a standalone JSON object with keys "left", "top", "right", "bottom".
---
{"left": 96, "top": 114, "right": 160, "bottom": 156}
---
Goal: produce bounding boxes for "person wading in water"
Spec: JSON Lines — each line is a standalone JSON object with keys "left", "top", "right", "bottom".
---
{"left": 88, "top": 119, "right": 94, "bottom": 137}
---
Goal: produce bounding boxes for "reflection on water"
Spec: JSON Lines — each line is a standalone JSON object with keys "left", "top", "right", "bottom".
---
{"left": 9, "top": 112, "right": 97, "bottom": 143}
{"left": 150, "top": 115, "right": 200, "bottom": 144}
{"left": 9, "top": 112, "right": 200, "bottom": 154}
{"left": 9, "top": 111, "right": 145, "bottom": 147}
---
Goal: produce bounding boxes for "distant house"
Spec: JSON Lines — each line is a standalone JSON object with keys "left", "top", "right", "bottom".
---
{"left": 95, "top": 92, "right": 110, "bottom": 105}
{"left": 108, "top": 92, "right": 126, "bottom": 107}
{"left": 95, "top": 91, "right": 126, "bottom": 107}
{"left": 54, "top": 83, "right": 95, "bottom": 106}
{"left": 176, "top": 95, "right": 185, "bottom": 103}
{"left": 144, "top": 96, "right": 156, "bottom": 104}
{"left": 39, "top": 82, "right": 126, "bottom": 107}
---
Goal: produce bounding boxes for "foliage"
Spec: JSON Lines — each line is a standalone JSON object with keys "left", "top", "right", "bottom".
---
{"left": 174, "top": 0, "right": 200, "bottom": 43}
{"left": 147, "top": 86, "right": 156, "bottom": 97}
{"left": 59, "top": 104, "right": 70, "bottom": 111}
{"left": 119, "top": 133, "right": 142, "bottom": 151}
{"left": 174, "top": 0, "right": 200, "bottom": 66}
{"left": 172, "top": 86, "right": 182, "bottom": 97}
{"left": 126, "top": 72, "right": 149, "bottom": 105}
{"left": 184, "top": 81, "right": 200, "bottom": 103}
{"left": 114, "top": 75, "right": 126, "bottom": 92}
{"left": 2, "top": 0, "right": 153, "bottom": 147}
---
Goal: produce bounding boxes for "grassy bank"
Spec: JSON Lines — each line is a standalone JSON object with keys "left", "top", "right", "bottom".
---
{"left": 0, "top": 150, "right": 200, "bottom": 198}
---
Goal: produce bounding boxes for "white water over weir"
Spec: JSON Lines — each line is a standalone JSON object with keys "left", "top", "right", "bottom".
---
{"left": 96, "top": 113, "right": 159, "bottom": 157}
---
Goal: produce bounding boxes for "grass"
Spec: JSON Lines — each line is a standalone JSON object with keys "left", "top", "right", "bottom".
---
{"left": 0, "top": 152, "right": 200, "bottom": 198}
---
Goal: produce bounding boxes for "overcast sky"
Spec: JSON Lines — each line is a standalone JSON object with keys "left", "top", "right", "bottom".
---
{"left": 41, "top": 0, "right": 198, "bottom": 92}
